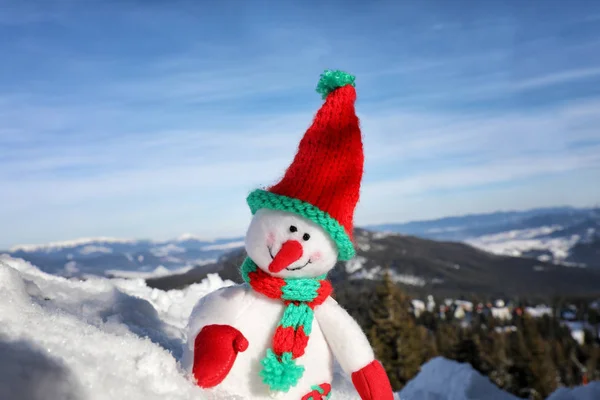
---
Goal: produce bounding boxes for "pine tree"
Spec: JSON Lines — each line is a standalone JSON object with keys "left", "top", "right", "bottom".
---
{"left": 454, "top": 328, "right": 484, "bottom": 373}
{"left": 436, "top": 321, "right": 460, "bottom": 359}
{"left": 520, "top": 315, "right": 558, "bottom": 399}
{"left": 484, "top": 332, "right": 511, "bottom": 390}
{"left": 506, "top": 329, "right": 533, "bottom": 398}
{"left": 366, "top": 269, "right": 424, "bottom": 390}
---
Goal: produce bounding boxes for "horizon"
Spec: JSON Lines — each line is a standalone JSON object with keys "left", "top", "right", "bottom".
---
{"left": 2, "top": 1, "right": 600, "bottom": 248}
{"left": 4, "top": 203, "right": 595, "bottom": 250}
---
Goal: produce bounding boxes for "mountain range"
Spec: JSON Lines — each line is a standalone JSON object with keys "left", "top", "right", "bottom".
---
{"left": 3, "top": 234, "right": 244, "bottom": 278}
{"left": 367, "top": 206, "right": 600, "bottom": 268}
{"left": 146, "top": 227, "right": 600, "bottom": 299}
{"left": 2, "top": 206, "right": 599, "bottom": 298}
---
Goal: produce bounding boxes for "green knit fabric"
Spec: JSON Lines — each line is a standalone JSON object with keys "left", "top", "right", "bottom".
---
{"left": 246, "top": 189, "right": 356, "bottom": 261}
{"left": 316, "top": 69, "right": 356, "bottom": 99}
{"left": 240, "top": 257, "right": 330, "bottom": 392}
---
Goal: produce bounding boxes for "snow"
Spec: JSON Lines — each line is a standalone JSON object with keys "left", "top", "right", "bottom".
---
{"left": 398, "top": 357, "right": 600, "bottom": 400}
{"left": 79, "top": 245, "right": 114, "bottom": 255}
{"left": 491, "top": 307, "right": 512, "bottom": 320}
{"left": 455, "top": 300, "right": 474, "bottom": 312}
{"left": 547, "top": 382, "right": 600, "bottom": 400}
{"left": 562, "top": 321, "right": 600, "bottom": 345}
{"left": 494, "top": 326, "right": 517, "bottom": 333}
{"left": 373, "top": 231, "right": 396, "bottom": 240}
{"left": 176, "top": 233, "right": 209, "bottom": 242}
{"left": 9, "top": 237, "right": 137, "bottom": 253}
{"left": 349, "top": 266, "right": 426, "bottom": 287}
{"left": 412, "top": 300, "right": 426, "bottom": 316}
{"left": 392, "top": 273, "right": 426, "bottom": 287}
{"left": 525, "top": 305, "right": 553, "bottom": 317}
{"left": 350, "top": 265, "right": 382, "bottom": 280}
{"left": 63, "top": 261, "right": 79, "bottom": 275}
{"left": 1, "top": 254, "right": 596, "bottom": 400}
{"left": 106, "top": 265, "right": 195, "bottom": 279}
{"left": 0, "top": 255, "right": 363, "bottom": 400}
{"left": 200, "top": 241, "right": 245, "bottom": 251}
{"left": 345, "top": 256, "right": 367, "bottom": 274}
{"left": 150, "top": 244, "right": 186, "bottom": 257}
{"left": 465, "top": 226, "right": 581, "bottom": 262}
{"left": 398, "top": 357, "right": 520, "bottom": 400}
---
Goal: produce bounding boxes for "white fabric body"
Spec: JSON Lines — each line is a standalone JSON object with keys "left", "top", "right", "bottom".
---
{"left": 182, "top": 284, "right": 375, "bottom": 399}
{"left": 182, "top": 283, "right": 332, "bottom": 399}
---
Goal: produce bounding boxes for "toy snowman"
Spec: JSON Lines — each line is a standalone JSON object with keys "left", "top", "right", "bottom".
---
{"left": 182, "top": 70, "right": 394, "bottom": 400}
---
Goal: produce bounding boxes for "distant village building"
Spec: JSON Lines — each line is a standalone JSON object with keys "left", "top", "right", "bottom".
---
{"left": 411, "top": 299, "right": 426, "bottom": 317}
{"left": 491, "top": 306, "right": 512, "bottom": 320}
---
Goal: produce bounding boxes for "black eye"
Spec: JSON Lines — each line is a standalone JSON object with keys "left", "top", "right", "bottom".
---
{"left": 289, "top": 225, "right": 297, "bottom": 233}
{"left": 303, "top": 233, "right": 311, "bottom": 241}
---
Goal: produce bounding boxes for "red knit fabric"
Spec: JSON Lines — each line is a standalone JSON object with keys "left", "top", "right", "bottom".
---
{"left": 272, "top": 325, "right": 309, "bottom": 358}
{"left": 268, "top": 84, "right": 363, "bottom": 240}
{"left": 247, "top": 269, "right": 285, "bottom": 298}
{"left": 308, "top": 280, "right": 333, "bottom": 309}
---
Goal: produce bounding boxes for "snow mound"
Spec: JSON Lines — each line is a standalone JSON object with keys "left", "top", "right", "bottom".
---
{"left": 0, "top": 255, "right": 362, "bottom": 400}
{"left": 398, "top": 357, "right": 520, "bottom": 400}
{"left": 465, "top": 227, "right": 580, "bottom": 262}
{"left": 1, "top": 255, "right": 596, "bottom": 400}
{"left": 547, "top": 382, "right": 600, "bottom": 400}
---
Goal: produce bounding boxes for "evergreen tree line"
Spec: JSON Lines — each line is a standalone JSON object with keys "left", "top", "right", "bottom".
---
{"left": 335, "top": 272, "right": 600, "bottom": 399}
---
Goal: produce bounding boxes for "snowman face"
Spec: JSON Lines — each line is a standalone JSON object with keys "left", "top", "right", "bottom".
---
{"left": 245, "top": 208, "right": 339, "bottom": 278}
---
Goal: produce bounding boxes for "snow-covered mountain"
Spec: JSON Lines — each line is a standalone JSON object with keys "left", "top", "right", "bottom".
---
{"left": 148, "top": 228, "right": 600, "bottom": 298}
{"left": 1, "top": 255, "right": 598, "bottom": 400}
{"left": 367, "top": 207, "right": 600, "bottom": 268}
{"left": 2, "top": 235, "right": 244, "bottom": 278}
{"left": 3, "top": 206, "right": 599, "bottom": 281}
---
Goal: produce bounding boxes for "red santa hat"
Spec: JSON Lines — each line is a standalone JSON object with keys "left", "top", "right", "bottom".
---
{"left": 247, "top": 69, "right": 363, "bottom": 261}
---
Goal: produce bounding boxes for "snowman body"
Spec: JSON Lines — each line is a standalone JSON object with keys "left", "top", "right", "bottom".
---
{"left": 182, "top": 283, "right": 334, "bottom": 399}
{"left": 182, "top": 209, "right": 338, "bottom": 399}
{"left": 182, "top": 70, "right": 394, "bottom": 400}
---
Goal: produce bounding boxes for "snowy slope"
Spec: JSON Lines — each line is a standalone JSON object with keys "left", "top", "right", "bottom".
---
{"left": 3, "top": 235, "right": 244, "bottom": 278}
{"left": 398, "top": 357, "right": 600, "bottom": 400}
{"left": 398, "top": 357, "right": 521, "bottom": 400}
{"left": 368, "top": 207, "right": 600, "bottom": 267}
{"left": 1, "top": 255, "right": 598, "bottom": 400}
{"left": 0, "top": 255, "right": 363, "bottom": 400}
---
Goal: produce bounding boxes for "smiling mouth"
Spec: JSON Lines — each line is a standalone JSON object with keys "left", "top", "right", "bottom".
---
{"left": 268, "top": 246, "right": 311, "bottom": 271}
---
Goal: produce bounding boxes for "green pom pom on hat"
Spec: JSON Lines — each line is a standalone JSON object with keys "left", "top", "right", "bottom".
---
{"left": 315, "top": 69, "right": 356, "bottom": 99}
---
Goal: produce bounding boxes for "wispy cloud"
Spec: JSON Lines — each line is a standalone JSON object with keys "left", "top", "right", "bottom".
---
{"left": 1, "top": 0, "right": 600, "bottom": 247}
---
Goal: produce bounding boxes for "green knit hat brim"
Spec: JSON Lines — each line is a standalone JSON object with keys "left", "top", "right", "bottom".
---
{"left": 246, "top": 189, "right": 356, "bottom": 261}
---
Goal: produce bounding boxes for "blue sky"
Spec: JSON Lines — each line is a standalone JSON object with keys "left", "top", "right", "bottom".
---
{"left": 1, "top": 0, "right": 600, "bottom": 248}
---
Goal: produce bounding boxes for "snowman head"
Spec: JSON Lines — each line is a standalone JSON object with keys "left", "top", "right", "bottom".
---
{"left": 245, "top": 209, "right": 338, "bottom": 278}
{"left": 243, "top": 70, "right": 364, "bottom": 278}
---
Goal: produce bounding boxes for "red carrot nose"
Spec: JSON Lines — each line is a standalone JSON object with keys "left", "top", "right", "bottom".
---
{"left": 268, "top": 240, "right": 304, "bottom": 273}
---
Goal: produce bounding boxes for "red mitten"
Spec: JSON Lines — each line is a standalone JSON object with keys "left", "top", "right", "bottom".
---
{"left": 192, "top": 324, "right": 249, "bottom": 388}
{"left": 351, "top": 360, "right": 394, "bottom": 400}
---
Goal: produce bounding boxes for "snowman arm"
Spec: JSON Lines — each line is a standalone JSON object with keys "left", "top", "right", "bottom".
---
{"left": 315, "top": 296, "right": 394, "bottom": 400}
{"left": 182, "top": 283, "right": 255, "bottom": 378}
{"left": 314, "top": 296, "right": 375, "bottom": 374}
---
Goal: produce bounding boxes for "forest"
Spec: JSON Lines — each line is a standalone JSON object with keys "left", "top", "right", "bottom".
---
{"left": 336, "top": 271, "right": 600, "bottom": 400}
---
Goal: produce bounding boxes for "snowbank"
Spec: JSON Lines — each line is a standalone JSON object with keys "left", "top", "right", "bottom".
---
{"left": 547, "top": 382, "right": 600, "bottom": 400}
{"left": 398, "top": 357, "right": 520, "bottom": 400}
{"left": 0, "top": 256, "right": 362, "bottom": 400}
{"left": 398, "top": 357, "right": 600, "bottom": 400}
{"left": 1, "top": 255, "right": 598, "bottom": 400}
